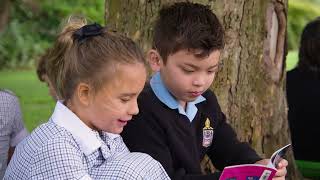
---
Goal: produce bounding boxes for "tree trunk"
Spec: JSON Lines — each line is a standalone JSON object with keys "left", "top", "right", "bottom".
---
{"left": 0, "top": 0, "right": 11, "bottom": 32}
{"left": 105, "top": 0, "right": 301, "bottom": 179}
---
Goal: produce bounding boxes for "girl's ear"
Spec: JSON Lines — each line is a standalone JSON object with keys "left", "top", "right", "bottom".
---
{"left": 76, "top": 83, "right": 91, "bottom": 106}
{"left": 147, "top": 49, "right": 162, "bottom": 72}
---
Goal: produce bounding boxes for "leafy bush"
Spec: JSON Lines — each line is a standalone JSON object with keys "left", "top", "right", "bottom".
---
{"left": 1, "top": 0, "right": 320, "bottom": 68}
{"left": 0, "top": 0, "right": 105, "bottom": 69}
{"left": 288, "top": 0, "right": 320, "bottom": 50}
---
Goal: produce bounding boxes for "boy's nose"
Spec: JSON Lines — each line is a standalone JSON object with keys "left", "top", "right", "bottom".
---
{"left": 192, "top": 77, "right": 206, "bottom": 87}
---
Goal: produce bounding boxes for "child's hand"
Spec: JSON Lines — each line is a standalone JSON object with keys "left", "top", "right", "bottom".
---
{"left": 254, "top": 158, "right": 269, "bottom": 166}
{"left": 273, "top": 159, "right": 288, "bottom": 180}
{"left": 255, "top": 158, "right": 288, "bottom": 180}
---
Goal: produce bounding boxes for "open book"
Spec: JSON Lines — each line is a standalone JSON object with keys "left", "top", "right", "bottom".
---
{"left": 219, "top": 144, "right": 291, "bottom": 180}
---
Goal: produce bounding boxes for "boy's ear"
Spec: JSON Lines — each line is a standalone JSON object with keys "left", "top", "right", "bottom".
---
{"left": 76, "top": 83, "right": 91, "bottom": 106}
{"left": 147, "top": 49, "right": 162, "bottom": 72}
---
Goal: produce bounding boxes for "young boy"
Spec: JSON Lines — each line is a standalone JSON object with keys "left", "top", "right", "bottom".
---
{"left": 0, "top": 89, "right": 29, "bottom": 179}
{"left": 122, "top": 2, "right": 288, "bottom": 180}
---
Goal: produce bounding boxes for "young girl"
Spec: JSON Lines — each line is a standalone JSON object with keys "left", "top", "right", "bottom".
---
{"left": 4, "top": 17, "right": 169, "bottom": 179}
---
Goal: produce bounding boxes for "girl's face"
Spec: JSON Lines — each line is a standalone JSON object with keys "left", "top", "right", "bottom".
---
{"left": 78, "top": 62, "right": 146, "bottom": 134}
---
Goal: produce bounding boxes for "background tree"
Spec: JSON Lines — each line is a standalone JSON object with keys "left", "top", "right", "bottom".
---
{"left": 0, "top": 0, "right": 104, "bottom": 69}
{"left": 0, "top": 0, "right": 11, "bottom": 32}
{"left": 1, "top": 0, "right": 318, "bottom": 70}
{"left": 105, "top": 0, "right": 301, "bottom": 179}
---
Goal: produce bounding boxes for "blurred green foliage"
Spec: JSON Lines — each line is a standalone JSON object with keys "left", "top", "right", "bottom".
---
{"left": 286, "top": 50, "right": 298, "bottom": 71}
{"left": 1, "top": 0, "right": 320, "bottom": 68}
{"left": 0, "top": 0, "right": 105, "bottom": 69}
{"left": 288, "top": 0, "right": 320, "bottom": 50}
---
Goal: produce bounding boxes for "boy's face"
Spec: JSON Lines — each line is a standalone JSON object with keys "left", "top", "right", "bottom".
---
{"left": 79, "top": 63, "right": 146, "bottom": 134}
{"left": 158, "top": 49, "right": 220, "bottom": 106}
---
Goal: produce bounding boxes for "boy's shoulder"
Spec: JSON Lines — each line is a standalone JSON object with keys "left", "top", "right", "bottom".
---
{"left": 138, "top": 83, "right": 159, "bottom": 103}
{"left": 202, "top": 89, "right": 218, "bottom": 101}
{"left": 198, "top": 89, "right": 220, "bottom": 108}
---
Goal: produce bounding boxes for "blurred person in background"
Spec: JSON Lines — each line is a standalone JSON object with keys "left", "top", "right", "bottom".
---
{"left": 287, "top": 17, "right": 320, "bottom": 162}
{"left": 0, "top": 89, "right": 29, "bottom": 179}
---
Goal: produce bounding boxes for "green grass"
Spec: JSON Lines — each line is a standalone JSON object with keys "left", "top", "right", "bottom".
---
{"left": 296, "top": 160, "right": 320, "bottom": 179}
{"left": 286, "top": 50, "right": 298, "bottom": 71}
{"left": 0, "top": 69, "right": 55, "bottom": 131}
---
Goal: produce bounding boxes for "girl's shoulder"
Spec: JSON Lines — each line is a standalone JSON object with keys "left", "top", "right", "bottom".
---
{"left": 26, "top": 121, "right": 81, "bottom": 153}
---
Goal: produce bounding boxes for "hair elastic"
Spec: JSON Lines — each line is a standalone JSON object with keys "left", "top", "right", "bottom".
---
{"left": 73, "top": 23, "right": 103, "bottom": 43}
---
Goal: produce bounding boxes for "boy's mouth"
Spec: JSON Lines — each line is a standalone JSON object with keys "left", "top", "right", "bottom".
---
{"left": 189, "top": 91, "right": 202, "bottom": 97}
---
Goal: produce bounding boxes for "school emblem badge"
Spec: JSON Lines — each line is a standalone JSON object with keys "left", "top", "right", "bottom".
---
{"left": 202, "top": 118, "right": 214, "bottom": 147}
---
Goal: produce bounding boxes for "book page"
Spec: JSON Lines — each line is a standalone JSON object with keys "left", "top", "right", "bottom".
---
{"left": 267, "top": 144, "right": 291, "bottom": 168}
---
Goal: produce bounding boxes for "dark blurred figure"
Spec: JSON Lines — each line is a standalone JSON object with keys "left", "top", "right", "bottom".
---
{"left": 286, "top": 17, "right": 320, "bottom": 162}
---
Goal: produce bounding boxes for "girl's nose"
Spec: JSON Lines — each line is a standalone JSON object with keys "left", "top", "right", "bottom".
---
{"left": 128, "top": 100, "right": 139, "bottom": 115}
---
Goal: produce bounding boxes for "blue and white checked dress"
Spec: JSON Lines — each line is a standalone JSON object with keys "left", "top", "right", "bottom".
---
{"left": 0, "top": 90, "right": 29, "bottom": 179}
{"left": 4, "top": 101, "right": 170, "bottom": 180}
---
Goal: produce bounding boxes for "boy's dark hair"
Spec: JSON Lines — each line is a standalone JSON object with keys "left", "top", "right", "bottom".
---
{"left": 153, "top": 2, "right": 224, "bottom": 62}
{"left": 298, "top": 17, "right": 320, "bottom": 75}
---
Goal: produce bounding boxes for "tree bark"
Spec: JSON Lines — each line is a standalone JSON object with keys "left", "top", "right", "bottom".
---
{"left": 105, "top": 0, "right": 301, "bottom": 179}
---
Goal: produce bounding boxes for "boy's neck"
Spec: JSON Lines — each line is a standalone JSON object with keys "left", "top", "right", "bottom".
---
{"left": 178, "top": 100, "right": 187, "bottom": 111}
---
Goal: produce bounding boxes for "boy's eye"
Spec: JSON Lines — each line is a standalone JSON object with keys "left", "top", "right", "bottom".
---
{"left": 182, "top": 68, "right": 194, "bottom": 74}
{"left": 208, "top": 65, "right": 222, "bottom": 74}
{"left": 208, "top": 69, "right": 218, "bottom": 74}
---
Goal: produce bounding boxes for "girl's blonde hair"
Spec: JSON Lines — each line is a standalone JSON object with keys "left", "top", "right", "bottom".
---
{"left": 46, "top": 17, "right": 145, "bottom": 100}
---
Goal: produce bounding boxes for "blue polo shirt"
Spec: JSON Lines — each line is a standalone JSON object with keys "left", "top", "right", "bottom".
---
{"left": 150, "top": 72, "right": 206, "bottom": 122}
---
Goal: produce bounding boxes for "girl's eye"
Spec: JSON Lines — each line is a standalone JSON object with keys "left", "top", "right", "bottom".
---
{"left": 120, "top": 98, "right": 130, "bottom": 103}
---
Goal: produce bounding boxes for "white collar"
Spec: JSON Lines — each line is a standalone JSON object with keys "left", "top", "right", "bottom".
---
{"left": 51, "top": 101, "right": 120, "bottom": 155}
